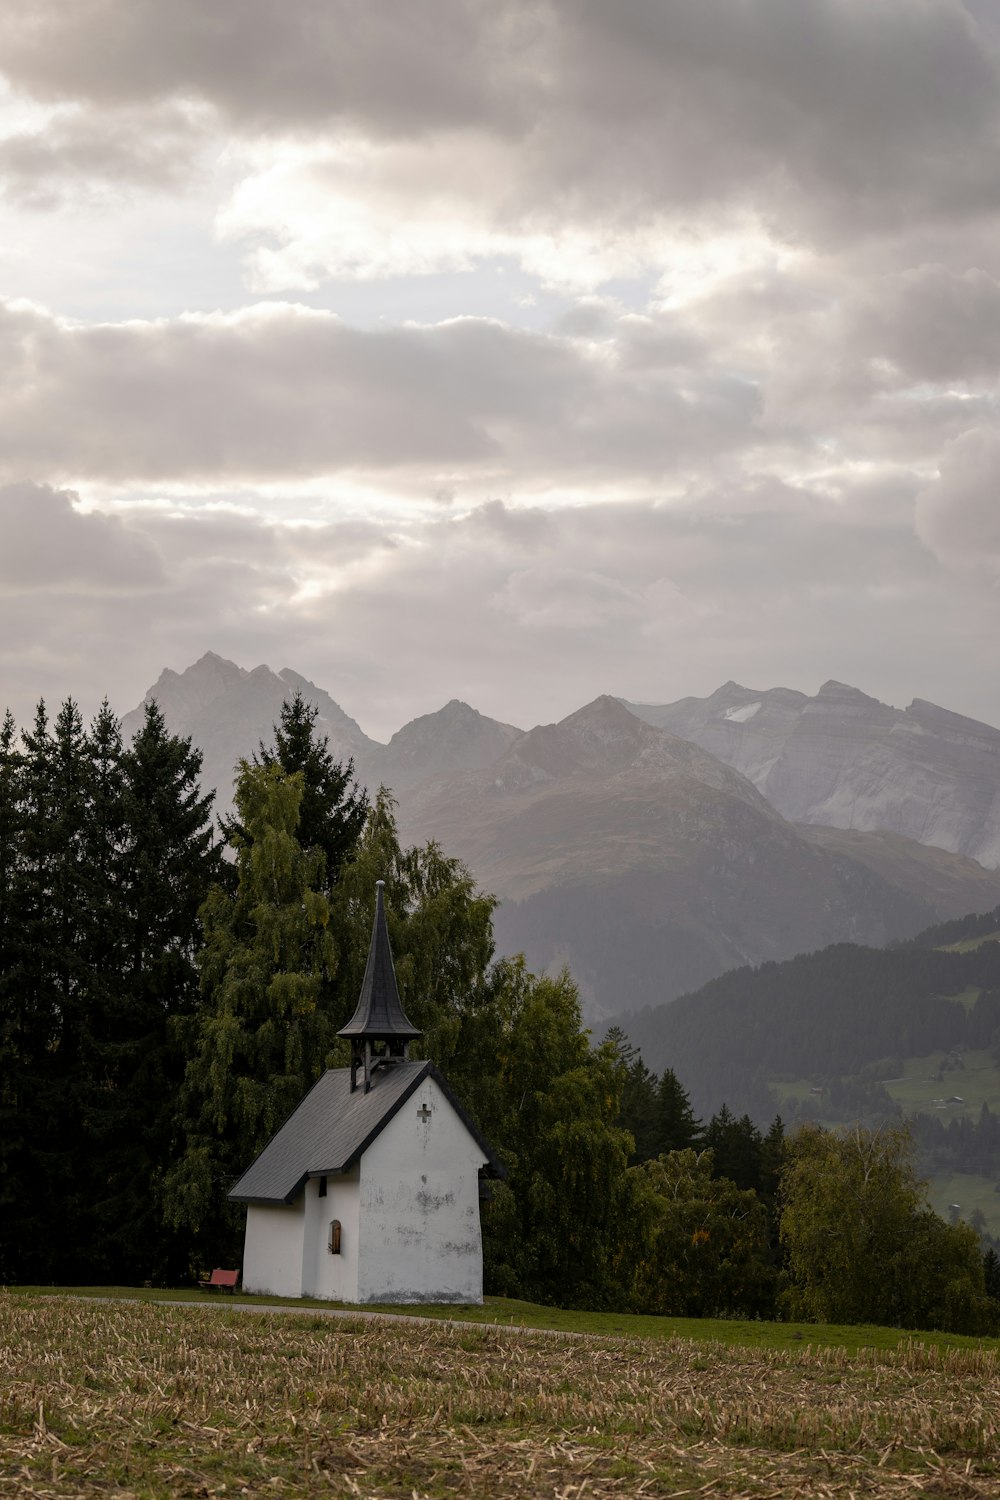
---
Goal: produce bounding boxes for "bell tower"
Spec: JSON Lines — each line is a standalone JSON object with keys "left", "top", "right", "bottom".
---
{"left": 337, "top": 881, "right": 421, "bottom": 1093}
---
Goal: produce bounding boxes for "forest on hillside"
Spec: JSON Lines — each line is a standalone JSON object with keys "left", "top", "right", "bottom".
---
{"left": 624, "top": 924, "right": 1000, "bottom": 1121}
{"left": 2, "top": 693, "right": 999, "bottom": 1333}
{"left": 621, "top": 908, "right": 1000, "bottom": 1238}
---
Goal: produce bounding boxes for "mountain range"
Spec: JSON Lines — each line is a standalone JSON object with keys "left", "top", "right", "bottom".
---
{"left": 122, "top": 653, "right": 521, "bottom": 807}
{"left": 122, "top": 654, "right": 1000, "bottom": 1014}
{"left": 627, "top": 679, "right": 1000, "bottom": 868}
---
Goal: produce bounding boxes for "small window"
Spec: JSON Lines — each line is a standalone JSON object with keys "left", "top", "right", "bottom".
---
{"left": 317, "top": 1176, "right": 327, "bottom": 1199}
{"left": 328, "top": 1219, "right": 342, "bottom": 1255}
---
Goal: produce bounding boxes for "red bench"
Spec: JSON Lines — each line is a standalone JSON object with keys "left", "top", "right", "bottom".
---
{"left": 200, "top": 1268, "right": 240, "bottom": 1292}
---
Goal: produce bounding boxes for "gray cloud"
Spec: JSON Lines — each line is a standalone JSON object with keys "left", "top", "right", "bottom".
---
{"left": 0, "top": 480, "right": 162, "bottom": 589}
{"left": 0, "top": 299, "right": 762, "bottom": 486}
{"left": 916, "top": 427, "right": 1000, "bottom": 573}
{"left": 0, "top": 280, "right": 988, "bottom": 530}
{"left": 0, "top": 1, "right": 529, "bottom": 135}
{"left": 0, "top": 104, "right": 203, "bottom": 206}
{"left": 2, "top": 1, "right": 998, "bottom": 247}
{"left": 848, "top": 265, "right": 1000, "bottom": 383}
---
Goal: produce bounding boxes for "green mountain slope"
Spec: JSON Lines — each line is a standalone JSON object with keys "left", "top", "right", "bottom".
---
{"left": 622, "top": 906, "right": 1000, "bottom": 1232}
{"left": 622, "top": 906, "right": 1000, "bottom": 1122}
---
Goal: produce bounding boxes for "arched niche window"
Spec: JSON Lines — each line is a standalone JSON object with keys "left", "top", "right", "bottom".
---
{"left": 328, "top": 1219, "right": 342, "bottom": 1255}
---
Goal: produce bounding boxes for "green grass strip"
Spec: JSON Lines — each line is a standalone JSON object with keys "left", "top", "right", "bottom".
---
{"left": 10, "top": 1284, "right": 1000, "bottom": 1355}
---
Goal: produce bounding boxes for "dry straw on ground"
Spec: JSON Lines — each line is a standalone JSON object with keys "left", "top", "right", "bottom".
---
{"left": 3, "top": 1293, "right": 1000, "bottom": 1497}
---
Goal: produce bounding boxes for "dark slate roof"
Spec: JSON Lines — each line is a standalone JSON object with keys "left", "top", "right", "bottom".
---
{"left": 229, "top": 1060, "right": 504, "bottom": 1205}
{"left": 337, "top": 881, "right": 421, "bottom": 1042}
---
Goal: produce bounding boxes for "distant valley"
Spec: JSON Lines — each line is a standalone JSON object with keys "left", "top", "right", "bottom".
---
{"left": 121, "top": 653, "right": 1000, "bottom": 1016}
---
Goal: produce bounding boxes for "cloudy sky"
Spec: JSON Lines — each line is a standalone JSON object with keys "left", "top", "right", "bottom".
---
{"left": 1, "top": 0, "right": 999, "bottom": 739}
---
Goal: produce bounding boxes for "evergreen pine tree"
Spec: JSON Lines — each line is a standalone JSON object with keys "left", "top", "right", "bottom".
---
{"left": 984, "top": 1247, "right": 1000, "bottom": 1301}
{"left": 222, "top": 690, "right": 368, "bottom": 889}
{"left": 760, "top": 1114, "right": 786, "bottom": 1200}
{"left": 86, "top": 702, "right": 221, "bottom": 1281}
{"left": 605, "top": 1026, "right": 660, "bottom": 1163}
{"left": 73, "top": 702, "right": 128, "bottom": 1278}
{"left": 0, "top": 695, "right": 221, "bottom": 1283}
{"left": 0, "top": 709, "right": 27, "bottom": 1280}
{"left": 704, "top": 1106, "right": 765, "bottom": 1192}
{"left": 7, "top": 700, "right": 96, "bottom": 1277}
{"left": 654, "top": 1067, "right": 702, "bottom": 1155}
{"left": 262, "top": 691, "right": 368, "bottom": 881}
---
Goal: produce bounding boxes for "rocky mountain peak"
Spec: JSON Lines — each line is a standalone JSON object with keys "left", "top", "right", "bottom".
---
{"left": 564, "top": 693, "right": 645, "bottom": 734}
{"left": 811, "top": 680, "right": 893, "bottom": 718}
{"left": 905, "top": 698, "right": 1000, "bottom": 746}
{"left": 373, "top": 697, "right": 521, "bottom": 790}
{"left": 816, "top": 679, "right": 869, "bottom": 696}
{"left": 142, "top": 651, "right": 249, "bottom": 715}
{"left": 508, "top": 695, "right": 648, "bottom": 779}
{"left": 498, "top": 696, "right": 765, "bottom": 806}
{"left": 386, "top": 698, "right": 504, "bottom": 741}
{"left": 122, "top": 653, "right": 376, "bottom": 812}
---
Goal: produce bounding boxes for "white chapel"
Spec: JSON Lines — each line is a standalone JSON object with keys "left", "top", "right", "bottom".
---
{"left": 229, "top": 882, "right": 503, "bottom": 1303}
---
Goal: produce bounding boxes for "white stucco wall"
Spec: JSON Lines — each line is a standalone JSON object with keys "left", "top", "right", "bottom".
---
{"left": 300, "top": 1166, "right": 361, "bottom": 1302}
{"left": 241, "top": 1200, "right": 306, "bottom": 1297}
{"left": 356, "top": 1074, "right": 488, "bottom": 1304}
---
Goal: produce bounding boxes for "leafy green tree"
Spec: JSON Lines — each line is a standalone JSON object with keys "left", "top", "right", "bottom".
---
{"left": 328, "top": 787, "right": 496, "bottom": 1040}
{"left": 897, "top": 1210, "right": 998, "bottom": 1335}
{"left": 780, "top": 1123, "right": 997, "bottom": 1331}
{"left": 780, "top": 1123, "right": 920, "bottom": 1323}
{"left": 433, "top": 955, "right": 642, "bottom": 1308}
{"left": 165, "top": 761, "right": 338, "bottom": 1265}
{"left": 630, "top": 1149, "right": 776, "bottom": 1317}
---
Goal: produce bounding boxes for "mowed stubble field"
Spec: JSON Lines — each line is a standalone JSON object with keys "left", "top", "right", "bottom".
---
{"left": 4, "top": 1295, "right": 1000, "bottom": 1498}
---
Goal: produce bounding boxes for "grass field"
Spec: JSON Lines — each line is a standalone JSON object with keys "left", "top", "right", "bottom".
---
{"left": 883, "top": 1048, "right": 1000, "bottom": 1117}
{"left": 772, "top": 1047, "right": 1000, "bottom": 1125}
{"left": 925, "top": 1170, "right": 1000, "bottom": 1229}
{"left": 940, "top": 932, "right": 1000, "bottom": 954}
{"left": 768, "top": 1048, "right": 1000, "bottom": 1236}
{"left": 4, "top": 1294, "right": 1000, "bottom": 1498}
{"left": 14, "top": 1286, "right": 1000, "bottom": 1354}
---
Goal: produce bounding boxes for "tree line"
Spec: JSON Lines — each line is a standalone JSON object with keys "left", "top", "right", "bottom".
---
{"left": 0, "top": 691, "right": 996, "bottom": 1332}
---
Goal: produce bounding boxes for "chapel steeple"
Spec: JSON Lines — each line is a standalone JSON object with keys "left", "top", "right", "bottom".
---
{"left": 337, "top": 881, "right": 421, "bottom": 1093}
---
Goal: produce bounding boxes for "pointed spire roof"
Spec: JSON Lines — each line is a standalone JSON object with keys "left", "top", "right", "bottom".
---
{"left": 337, "top": 881, "right": 421, "bottom": 1042}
